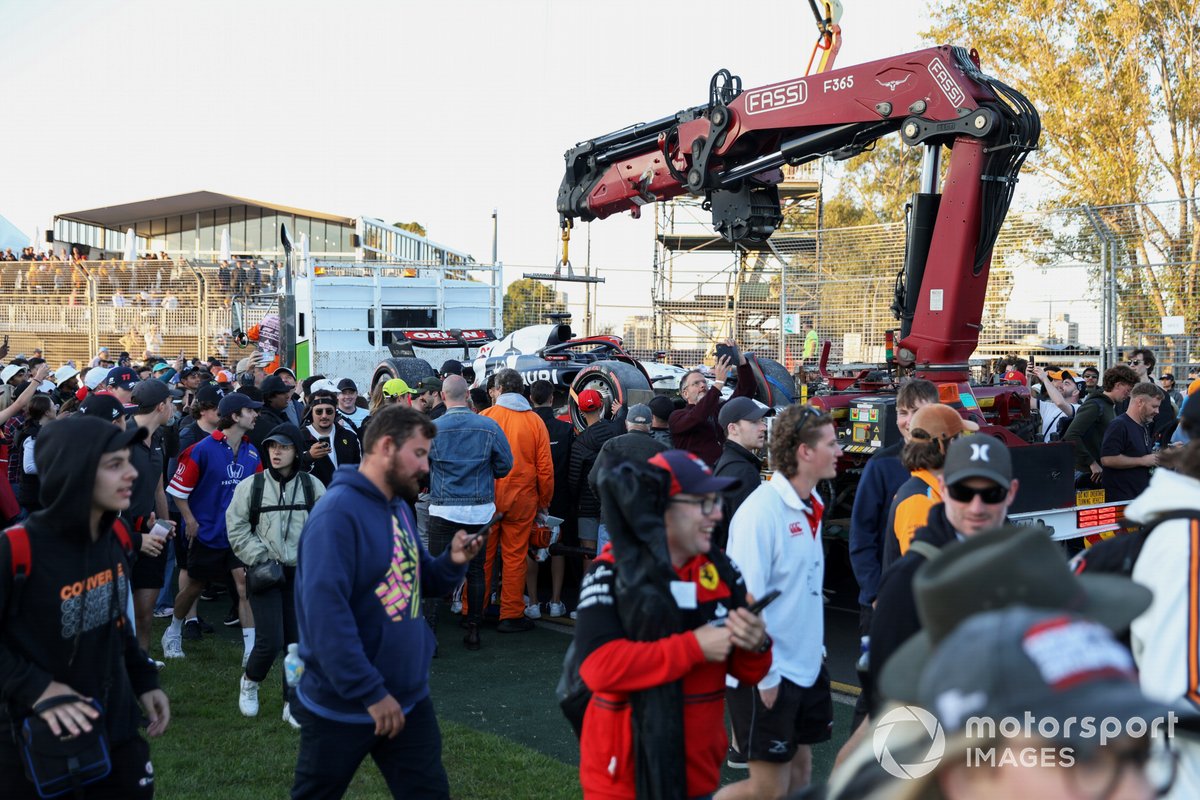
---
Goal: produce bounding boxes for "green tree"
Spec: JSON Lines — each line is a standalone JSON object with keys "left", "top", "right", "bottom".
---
{"left": 390, "top": 221, "right": 428, "bottom": 237}
{"left": 927, "top": 0, "right": 1200, "bottom": 347}
{"left": 502, "top": 279, "right": 564, "bottom": 333}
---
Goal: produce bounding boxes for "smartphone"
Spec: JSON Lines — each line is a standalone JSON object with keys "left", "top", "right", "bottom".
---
{"left": 710, "top": 589, "right": 783, "bottom": 627}
{"left": 464, "top": 513, "right": 504, "bottom": 544}
{"left": 715, "top": 343, "right": 740, "bottom": 365}
{"left": 318, "top": 436, "right": 331, "bottom": 446}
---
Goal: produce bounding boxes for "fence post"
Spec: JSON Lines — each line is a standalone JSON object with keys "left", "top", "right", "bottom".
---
{"left": 1081, "top": 205, "right": 1116, "bottom": 371}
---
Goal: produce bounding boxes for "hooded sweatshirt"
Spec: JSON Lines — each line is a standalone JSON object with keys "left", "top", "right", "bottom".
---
{"left": 0, "top": 417, "right": 159, "bottom": 743}
{"left": 480, "top": 393, "right": 554, "bottom": 510}
{"left": 294, "top": 465, "right": 467, "bottom": 723}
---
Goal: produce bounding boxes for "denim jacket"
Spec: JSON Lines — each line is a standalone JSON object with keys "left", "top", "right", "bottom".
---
{"left": 429, "top": 407, "right": 513, "bottom": 505}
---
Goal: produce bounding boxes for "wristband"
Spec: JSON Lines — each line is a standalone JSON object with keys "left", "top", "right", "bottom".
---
{"left": 755, "top": 634, "right": 772, "bottom": 654}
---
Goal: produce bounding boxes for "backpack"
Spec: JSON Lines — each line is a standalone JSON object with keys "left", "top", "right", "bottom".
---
{"left": 1070, "top": 510, "right": 1200, "bottom": 577}
{"left": 248, "top": 471, "right": 317, "bottom": 535}
{"left": 3, "top": 520, "right": 134, "bottom": 615}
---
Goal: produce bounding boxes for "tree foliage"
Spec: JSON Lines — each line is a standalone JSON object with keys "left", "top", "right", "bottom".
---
{"left": 390, "top": 221, "right": 427, "bottom": 237}
{"left": 927, "top": 0, "right": 1200, "bottom": 344}
{"left": 502, "top": 278, "right": 564, "bottom": 333}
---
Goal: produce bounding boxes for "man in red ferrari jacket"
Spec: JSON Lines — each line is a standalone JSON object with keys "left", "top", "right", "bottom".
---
{"left": 575, "top": 450, "right": 772, "bottom": 799}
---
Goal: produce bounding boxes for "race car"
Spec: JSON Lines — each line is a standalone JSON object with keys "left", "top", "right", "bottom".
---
{"left": 470, "top": 322, "right": 797, "bottom": 429}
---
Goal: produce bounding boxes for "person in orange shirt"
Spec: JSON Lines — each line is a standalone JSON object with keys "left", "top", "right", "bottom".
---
{"left": 881, "top": 404, "right": 977, "bottom": 569}
{"left": 479, "top": 368, "right": 553, "bottom": 632}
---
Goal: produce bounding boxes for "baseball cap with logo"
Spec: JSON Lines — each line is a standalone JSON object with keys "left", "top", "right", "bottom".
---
{"left": 309, "top": 378, "right": 338, "bottom": 395}
{"left": 193, "top": 383, "right": 225, "bottom": 407}
{"left": 1002, "top": 368, "right": 1028, "bottom": 385}
{"left": 916, "top": 606, "right": 1189, "bottom": 755}
{"left": 941, "top": 434, "right": 1012, "bottom": 487}
{"left": 79, "top": 393, "right": 126, "bottom": 423}
{"left": 626, "top": 404, "right": 653, "bottom": 425}
{"left": 105, "top": 366, "right": 140, "bottom": 390}
{"left": 718, "top": 396, "right": 773, "bottom": 429}
{"left": 214, "top": 369, "right": 235, "bottom": 384}
{"left": 909, "top": 404, "right": 979, "bottom": 443}
{"left": 647, "top": 449, "right": 740, "bottom": 495}
{"left": 878, "top": 525, "right": 1152, "bottom": 705}
{"left": 382, "top": 378, "right": 415, "bottom": 397}
{"left": 577, "top": 389, "right": 603, "bottom": 413}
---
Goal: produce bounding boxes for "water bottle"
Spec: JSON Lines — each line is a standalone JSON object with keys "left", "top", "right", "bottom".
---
{"left": 284, "top": 643, "right": 305, "bottom": 688}
{"left": 856, "top": 635, "right": 870, "bottom": 673}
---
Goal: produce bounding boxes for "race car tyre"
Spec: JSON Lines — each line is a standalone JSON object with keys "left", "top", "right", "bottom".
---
{"left": 372, "top": 357, "right": 436, "bottom": 395}
{"left": 744, "top": 353, "right": 797, "bottom": 407}
{"left": 569, "top": 361, "right": 654, "bottom": 431}
{"left": 755, "top": 356, "right": 797, "bottom": 405}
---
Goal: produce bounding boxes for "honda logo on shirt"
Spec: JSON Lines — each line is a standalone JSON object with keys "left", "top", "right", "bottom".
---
{"left": 227, "top": 463, "right": 246, "bottom": 481}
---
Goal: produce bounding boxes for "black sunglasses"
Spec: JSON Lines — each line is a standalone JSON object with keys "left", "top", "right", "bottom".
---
{"left": 312, "top": 407, "right": 335, "bottom": 415}
{"left": 947, "top": 482, "right": 1008, "bottom": 504}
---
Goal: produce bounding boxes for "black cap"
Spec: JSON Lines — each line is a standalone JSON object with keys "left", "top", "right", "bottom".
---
{"left": 217, "top": 393, "right": 263, "bottom": 416}
{"left": 717, "top": 397, "right": 773, "bottom": 428}
{"left": 78, "top": 393, "right": 127, "bottom": 423}
{"left": 648, "top": 395, "right": 676, "bottom": 421}
{"left": 236, "top": 385, "right": 264, "bottom": 403}
{"left": 439, "top": 359, "right": 464, "bottom": 377}
{"left": 193, "top": 383, "right": 225, "bottom": 406}
{"left": 337, "top": 378, "right": 358, "bottom": 392}
{"left": 261, "top": 375, "right": 290, "bottom": 397}
{"left": 105, "top": 366, "right": 140, "bottom": 390}
{"left": 263, "top": 423, "right": 305, "bottom": 450}
{"left": 415, "top": 376, "right": 443, "bottom": 394}
{"left": 131, "top": 379, "right": 171, "bottom": 409}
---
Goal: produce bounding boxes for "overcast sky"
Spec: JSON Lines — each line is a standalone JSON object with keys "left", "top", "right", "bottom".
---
{"left": 3, "top": 0, "right": 936, "bottom": 324}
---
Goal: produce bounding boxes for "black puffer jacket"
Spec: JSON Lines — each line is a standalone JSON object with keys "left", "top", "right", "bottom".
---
{"left": 569, "top": 419, "right": 621, "bottom": 519}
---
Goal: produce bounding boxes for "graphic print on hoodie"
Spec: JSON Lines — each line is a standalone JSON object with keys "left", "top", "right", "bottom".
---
{"left": 376, "top": 513, "right": 421, "bottom": 621}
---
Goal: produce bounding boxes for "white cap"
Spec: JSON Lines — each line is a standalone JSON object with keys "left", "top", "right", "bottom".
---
{"left": 54, "top": 364, "right": 80, "bottom": 384}
{"left": 38, "top": 380, "right": 56, "bottom": 393}
{"left": 1, "top": 364, "right": 28, "bottom": 384}
{"left": 309, "top": 378, "right": 338, "bottom": 395}
{"left": 84, "top": 366, "right": 110, "bottom": 390}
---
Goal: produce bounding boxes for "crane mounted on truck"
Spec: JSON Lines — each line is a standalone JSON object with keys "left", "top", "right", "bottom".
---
{"left": 557, "top": 46, "right": 1132, "bottom": 545}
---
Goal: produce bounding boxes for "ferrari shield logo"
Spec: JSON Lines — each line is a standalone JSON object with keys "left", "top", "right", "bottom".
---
{"left": 698, "top": 563, "right": 719, "bottom": 591}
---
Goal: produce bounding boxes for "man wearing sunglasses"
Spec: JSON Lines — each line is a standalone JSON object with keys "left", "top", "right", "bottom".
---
{"left": 866, "top": 434, "right": 1017, "bottom": 717}
{"left": 302, "top": 392, "right": 363, "bottom": 488}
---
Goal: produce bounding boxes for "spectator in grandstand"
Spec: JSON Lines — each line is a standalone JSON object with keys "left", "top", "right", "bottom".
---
{"left": 1031, "top": 366, "right": 1081, "bottom": 442}
{"left": 647, "top": 394, "right": 675, "bottom": 447}
{"left": 709, "top": 397, "right": 771, "bottom": 553}
{"left": 226, "top": 422, "right": 324, "bottom": 725}
{"left": 883, "top": 403, "right": 979, "bottom": 570}
{"left": 336, "top": 378, "right": 369, "bottom": 429}
{"left": 1064, "top": 364, "right": 1138, "bottom": 486}
{"left": 217, "top": 261, "right": 232, "bottom": 293}
{"left": 1100, "top": 382, "right": 1164, "bottom": 502}
{"left": 570, "top": 389, "right": 621, "bottom": 557}
{"left": 162, "top": 392, "right": 263, "bottom": 661}
{"left": 301, "top": 392, "right": 362, "bottom": 487}
{"left": 669, "top": 340, "right": 756, "bottom": 467}
{"left": 290, "top": 405, "right": 481, "bottom": 798}
{"left": 412, "top": 376, "right": 444, "bottom": 419}
{"left": 574, "top": 448, "right": 770, "bottom": 800}
{"left": 867, "top": 435, "right": 1017, "bottom": 715}
{"left": 232, "top": 261, "right": 247, "bottom": 295}
{"left": 0, "top": 416, "right": 171, "bottom": 799}
{"left": 480, "top": 368, "right": 553, "bottom": 633}
{"left": 721, "top": 405, "right": 837, "bottom": 798}
{"left": 426, "top": 375, "right": 512, "bottom": 648}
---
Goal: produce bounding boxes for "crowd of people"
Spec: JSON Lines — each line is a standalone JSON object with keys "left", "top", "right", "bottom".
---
{"left": 1, "top": 332, "right": 1199, "bottom": 799}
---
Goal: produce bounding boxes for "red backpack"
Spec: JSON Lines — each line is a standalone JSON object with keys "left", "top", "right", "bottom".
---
{"left": 3, "top": 521, "right": 134, "bottom": 612}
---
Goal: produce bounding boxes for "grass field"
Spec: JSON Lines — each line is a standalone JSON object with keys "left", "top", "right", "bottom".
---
{"left": 148, "top": 601, "right": 850, "bottom": 799}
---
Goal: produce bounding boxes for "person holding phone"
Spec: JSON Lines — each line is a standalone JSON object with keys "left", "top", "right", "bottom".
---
{"left": 669, "top": 338, "right": 757, "bottom": 468}
{"left": 301, "top": 392, "right": 362, "bottom": 488}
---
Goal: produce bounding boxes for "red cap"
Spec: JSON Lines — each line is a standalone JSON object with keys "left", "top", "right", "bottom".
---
{"left": 1003, "top": 369, "right": 1028, "bottom": 385}
{"left": 577, "top": 389, "right": 603, "bottom": 412}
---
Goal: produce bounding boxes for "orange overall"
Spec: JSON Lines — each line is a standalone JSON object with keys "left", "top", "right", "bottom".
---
{"left": 480, "top": 398, "right": 554, "bottom": 620}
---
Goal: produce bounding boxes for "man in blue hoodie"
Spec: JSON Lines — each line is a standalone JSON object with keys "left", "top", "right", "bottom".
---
{"left": 291, "top": 404, "right": 484, "bottom": 799}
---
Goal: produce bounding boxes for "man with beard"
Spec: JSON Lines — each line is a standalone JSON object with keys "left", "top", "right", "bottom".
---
{"left": 291, "top": 405, "right": 483, "bottom": 798}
